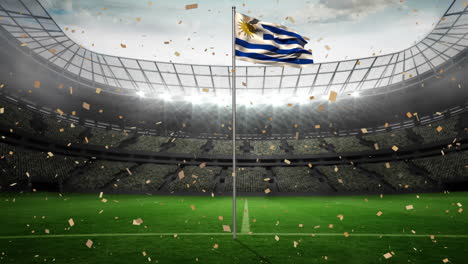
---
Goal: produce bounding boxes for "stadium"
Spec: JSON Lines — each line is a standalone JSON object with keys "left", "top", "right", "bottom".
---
{"left": 0, "top": 0, "right": 467, "bottom": 263}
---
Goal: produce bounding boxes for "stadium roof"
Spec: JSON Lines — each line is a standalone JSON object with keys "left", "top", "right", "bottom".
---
{"left": 0, "top": 0, "right": 467, "bottom": 102}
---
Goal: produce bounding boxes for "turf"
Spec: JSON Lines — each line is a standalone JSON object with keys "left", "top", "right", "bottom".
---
{"left": 0, "top": 192, "right": 467, "bottom": 263}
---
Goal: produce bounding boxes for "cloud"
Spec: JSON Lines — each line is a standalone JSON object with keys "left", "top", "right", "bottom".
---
{"left": 293, "top": 0, "right": 404, "bottom": 23}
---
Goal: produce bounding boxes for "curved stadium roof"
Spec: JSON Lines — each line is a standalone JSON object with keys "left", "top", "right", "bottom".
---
{"left": 0, "top": 0, "right": 467, "bottom": 100}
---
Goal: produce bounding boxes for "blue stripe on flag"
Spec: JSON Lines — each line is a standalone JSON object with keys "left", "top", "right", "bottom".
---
{"left": 263, "top": 34, "right": 305, "bottom": 46}
{"left": 261, "top": 24, "right": 307, "bottom": 44}
{"left": 235, "top": 38, "right": 312, "bottom": 55}
{"left": 235, "top": 50, "right": 314, "bottom": 65}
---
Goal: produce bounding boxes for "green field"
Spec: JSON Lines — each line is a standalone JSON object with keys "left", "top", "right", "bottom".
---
{"left": 0, "top": 192, "right": 467, "bottom": 264}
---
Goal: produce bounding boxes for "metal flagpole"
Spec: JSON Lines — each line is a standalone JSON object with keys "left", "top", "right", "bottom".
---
{"left": 231, "top": 6, "right": 237, "bottom": 240}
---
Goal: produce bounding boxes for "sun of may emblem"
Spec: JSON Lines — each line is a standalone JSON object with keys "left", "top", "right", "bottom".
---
{"left": 238, "top": 18, "right": 256, "bottom": 38}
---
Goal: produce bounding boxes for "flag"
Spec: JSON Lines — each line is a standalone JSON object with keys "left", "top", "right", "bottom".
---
{"left": 235, "top": 13, "right": 314, "bottom": 67}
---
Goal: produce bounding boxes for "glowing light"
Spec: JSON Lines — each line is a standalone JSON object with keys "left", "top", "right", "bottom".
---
{"left": 136, "top": 91, "right": 145, "bottom": 98}
{"left": 160, "top": 93, "right": 172, "bottom": 101}
{"left": 351, "top": 92, "right": 361, "bottom": 98}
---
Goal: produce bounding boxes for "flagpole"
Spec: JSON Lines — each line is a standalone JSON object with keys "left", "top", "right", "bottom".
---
{"left": 231, "top": 6, "right": 237, "bottom": 240}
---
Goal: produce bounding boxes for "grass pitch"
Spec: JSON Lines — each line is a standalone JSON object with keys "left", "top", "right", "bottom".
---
{"left": 0, "top": 192, "right": 467, "bottom": 264}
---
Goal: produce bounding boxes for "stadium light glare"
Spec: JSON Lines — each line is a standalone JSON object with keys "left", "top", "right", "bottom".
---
{"left": 160, "top": 93, "right": 172, "bottom": 101}
{"left": 351, "top": 92, "right": 361, "bottom": 98}
{"left": 136, "top": 91, "right": 145, "bottom": 98}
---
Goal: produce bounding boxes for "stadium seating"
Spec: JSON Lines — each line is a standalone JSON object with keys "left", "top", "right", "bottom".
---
{"left": 250, "top": 140, "right": 284, "bottom": 156}
{"left": 122, "top": 135, "right": 170, "bottom": 152}
{"left": 115, "top": 164, "right": 177, "bottom": 192}
{"left": 362, "top": 129, "right": 413, "bottom": 150}
{"left": 413, "top": 118, "right": 459, "bottom": 143}
{"left": 413, "top": 151, "right": 467, "bottom": 182}
{"left": 324, "top": 136, "right": 372, "bottom": 153}
{"left": 87, "top": 128, "right": 129, "bottom": 148}
{"left": 0, "top": 101, "right": 35, "bottom": 133}
{"left": 224, "top": 167, "right": 269, "bottom": 192}
{"left": 287, "top": 139, "right": 329, "bottom": 154}
{"left": 166, "top": 166, "right": 222, "bottom": 193}
{"left": 66, "top": 160, "right": 136, "bottom": 191}
{"left": 273, "top": 167, "right": 325, "bottom": 192}
{"left": 0, "top": 143, "right": 87, "bottom": 190}
{"left": 318, "top": 165, "right": 384, "bottom": 192}
{"left": 166, "top": 138, "right": 206, "bottom": 154}
{"left": 43, "top": 117, "right": 86, "bottom": 144}
{"left": 361, "top": 162, "right": 437, "bottom": 191}
{"left": 210, "top": 140, "right": 241, "bottom": 155}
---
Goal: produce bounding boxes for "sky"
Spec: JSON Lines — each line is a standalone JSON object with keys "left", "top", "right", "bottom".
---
{"left": 39, "top": 0, "right": 449, "bottom": 65}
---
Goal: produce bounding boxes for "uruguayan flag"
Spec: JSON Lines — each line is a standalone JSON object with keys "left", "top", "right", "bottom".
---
{"left": 235, "top": 13, "right": 313, "bottom": 67}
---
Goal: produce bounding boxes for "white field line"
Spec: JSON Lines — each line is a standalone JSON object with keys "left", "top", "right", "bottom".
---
{"left": 241, "top": 199, "right": 250, "bottom": 234}
{"left": 0, "top": 233, "right": 467, "bottom": 239}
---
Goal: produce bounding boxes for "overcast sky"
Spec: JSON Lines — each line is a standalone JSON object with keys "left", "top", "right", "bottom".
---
{"left": 39, "top": 0, "right": 449, "bottom": 65}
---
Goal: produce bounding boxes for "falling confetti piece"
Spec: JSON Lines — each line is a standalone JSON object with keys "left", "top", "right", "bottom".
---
{"left": 222, "top": 225, "right": 231, "bottom": 232}
{"left": 82, "top": 102, "right": 90, "bottom": 110}
{"left": 120, "top": 43, "right": 127, "bottom": 48}
{"left": 376, "top": 211, "right": 383, "bottom": 216}
{"left": 186, "top": 3, "right": 198, "bottom": 10}
{"left": 274, "top": 235, "right": 280, "bottom": 241}
{"left": 68, "top": 218, "right": 75, "bottom": 227}
{"left": 190, "top": 204, "right": 196, "bottom": 210}
{"left": 383, "top": 253, "right": 393, "bottom": 259}
{"left": 392, "top": 145, "right": 399, "bottom": 152}
{"left": 34, "top": 81, "right": 40, "bottom": 88}
{"left": 132, "top": 218, "right": 144, "bottom": 226}
{"left": 86, "top": 239, "right": 93, "bottom": 248}
{"left": 406, "top": 205, "right": 414, "bottom": 210}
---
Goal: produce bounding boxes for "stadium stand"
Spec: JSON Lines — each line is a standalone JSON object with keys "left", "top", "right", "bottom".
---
{"left": 362, "top": 129, "right": 414, "bottom": 150}
{"left": 361, "top": 161, "right": 438, "bottom": 191}
{"left": 115, "top": 164, "right": 177, "bottom": 192}
{"left": 122, "top": 135, "right": 170, "bottom": 152}
{"left": 413, "top": 151, "right": 467, "bottom": 182}
{"left": 166, "top": 166, "right": 222, "bottom": 193}
{"left": 273, "top": 167, "right": 327, "bottom": 192}
{"left": 318, "top": 165, "right": 384, "bottom": 192}
{"left": 65, "top": 160, "right": 136, "bottom": 191}
{"left": 324, "top": 136, "right": 372, "bottom": 153}
{"left": 287, "top": 139, "right": 329, "bottom": 154}
{"left": 0, "top": 143, "right": 87, "bottom": 190}
{"left": 413, "top": 118, "right": 460, "bottom": 144}
{"left": 224, "top": 167, "right": 270, "bottom": 192}
{"left": 250, "top": 140, "right": 284, "bottom": 156}
{"left": 166, "top": 138, "right": 206, "bottom": 154}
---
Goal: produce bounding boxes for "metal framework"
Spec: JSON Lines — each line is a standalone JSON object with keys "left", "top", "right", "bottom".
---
{"left": 0, "top": 0, "right": 468, "bottom": 98}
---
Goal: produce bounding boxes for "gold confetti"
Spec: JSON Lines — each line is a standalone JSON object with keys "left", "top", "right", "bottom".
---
{"left": 383, "top": 253, "right": 393, "bottom": 259}
{"left": 328, "top": 91, "right": 337, "bottom": 102}
{"left": 178, "top": 170, "right": 185, "bottom": 179}
{"left": 96, "top": 88, "right": 102, "bottom": 94}
{"left": 284, "top": 159, "right": 291, "bottom": 164}
{"left": 213, "top": 244, "right": 219, "bottom": 249}
{"left": 82, "top": 102, "right": 90, "bottom": 110}
{"left": 406, "top": 205, "right": 414, "bottom": 210}
{"left": 185, "top": 3, "right": 198, "bottom": 10}
{"left": 436, "top": 126, "right": 443, "bottom": 132}
{"left": 190, "top": 204, "right": 196, "bottom": 210}
{"left": 120, "top": 43, "right": 127, "bottom": 48}
{"left": 85, "top": 239, "right": 93, "bottom": 248}
{"left": 34, "top": 81, "right": 40, "bottom": 88}
{"left": 361, "top": 128, "right": 368, "bottom": 134}
{"left": 132, "top": 218, "right": 144, "bottom": 225}
{"left": 199, "top": 162, "right": 206, "bottom": 168}
{"left": 222, "top": 225, "right": 231, "bottom": 232}
{"left": 274, "top": 235, "right": 280, "bottom": 241}
{"left": 391, "top": 145, "right": 399, "bottom": 152}
{"left": 376, "top": 211, "right": 383, "bottom": 216}
{"left": 264, "top": 188, "right": 271, "bottom": 194}
{"left": 68, "top": 218, "right": 75, "bottom": 227}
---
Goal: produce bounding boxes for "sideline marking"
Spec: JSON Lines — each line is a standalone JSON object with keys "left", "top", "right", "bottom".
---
{"left": 0, "top": 233, "right": 467, "bottom": 239}
{"left": 241, "top": 199, "right": 250, "bottom": 234}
